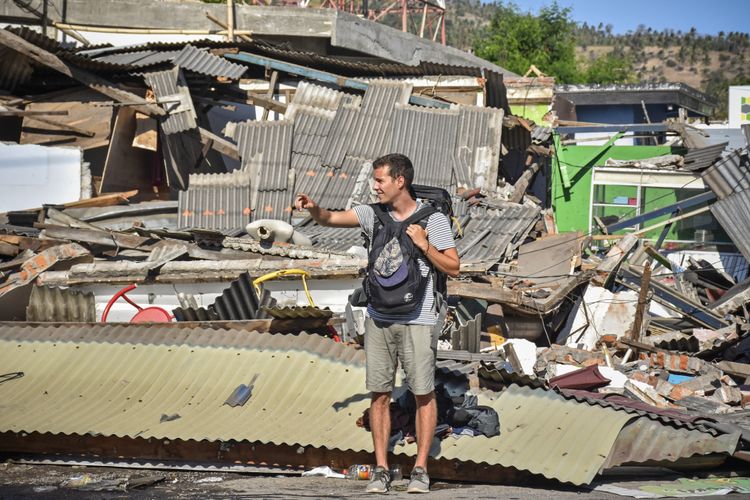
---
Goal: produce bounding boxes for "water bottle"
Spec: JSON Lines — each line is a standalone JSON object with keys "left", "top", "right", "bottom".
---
{"left": 346, "top": 464, "right": 373, "bottom": 480}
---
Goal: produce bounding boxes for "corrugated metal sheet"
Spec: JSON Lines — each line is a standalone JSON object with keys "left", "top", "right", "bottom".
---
{"left": 711, "top": 190, "right": 750, "bottom": 261}
{"left": 143, "top": 67, "right": 197, "bottom": 134}
{"left": 320, "top": 81, "right": 411, "bottom": 167}
{"left": 178, "top": 169, "right": 252, "bottom": 231}
{"left": 0, "top": 334, "right": 633, "bottom": 486}
{"left": 454, "top": 105, "right": 504, "bottom": 189}
{"left": 558, "top": 390, "right": 718, "bottom": 435}
{"left": 5, "top": 26, "right": 135, "bottom": 73}
{"left": 320, "top": 103, "right": 361, "bottom": 167}
{"left": 701, "top": 149, "right": 750, "bottom": 199}
{"left": 290, "top": 105, "right": 336, "bottom": 157}
{"left": 290, "top": 81, "right": 357, "bottom": 111}
{"left": 172, "top": 305, "right": 218, "bottom": 322}
{"left": 531, "top": 125, "right": 554, "bottom": 144}
{"left": 253, "top": 188, "right": 293, "bottom": 222}
{"left": 294, "top": 224, "right": 362, "bottom": 253}
{"left": 263, "top": 306, "right": 333, "bottom": 320}
{"left": 235, "top": 120, "right": 293, "bottom": 191}
{"left": 455, "top": 204, "right": 541, "bottom": 266}
{"left": 648, "top": 331, "right": 699, "bottom": 352}
{"left": 212, "top": 271, "right": 272, "bottom": 320}
{"left": 93, "top": 49, "right": 179, "bottom": 68}
{"left": 390, "top": 103, "right": 460, "bottom": 188}
{"left": 0, "top": 46, "right": 33, "bottom": 91}
{"left": 603, "top": 417, "right": 739, "bottom": 468}
{"left": 683, "top": 143, "right": 728, "bottom": 172}
{"left": 222, "top": 236, "right": 356, "bottom": 260}
{"left": 0, "top": 323, "right": 365, "bottom": 364}
{"left": 25, "top": 286, "right": 95, "bottom": 322}
{"left": 173, "top": 45, "right": 247, "bottom": 80}
{"left": 478, "top": 360, "right": 546, "bottom": 389}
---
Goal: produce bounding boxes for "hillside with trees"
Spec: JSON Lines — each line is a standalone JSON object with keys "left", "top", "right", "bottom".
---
{"left": 445, "top": 0, "right": 750, "bottom": 119}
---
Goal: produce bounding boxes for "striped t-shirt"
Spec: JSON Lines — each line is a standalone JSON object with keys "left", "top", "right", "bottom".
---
{"left": 353, "top": 201, "right": 455, "bottom": 326}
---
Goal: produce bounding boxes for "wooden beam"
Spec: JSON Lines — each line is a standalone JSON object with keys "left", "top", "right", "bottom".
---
{"left": 629, "top": 262, "right": 651, "bottom": 342}
{"left": 206, "top": 11, "right": 253, "bottom": 43}
{"left": 0, "top": 109, "right": 67, "bottom": 117}
{"left": 2, "top": 103, "right": 94, "bottom": 137}
{"left": 261, "top": 70, "right": 279, "bottom": 121}
{"left": 198, "top": 127, "right": 240, "bottom": 160}
{"left": 0, "top": 29, "right": 164, "bottom": 117}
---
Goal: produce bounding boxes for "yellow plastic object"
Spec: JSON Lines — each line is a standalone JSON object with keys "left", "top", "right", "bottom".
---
{"left": 252, "top": 269, "right": 316, "bottom": 307}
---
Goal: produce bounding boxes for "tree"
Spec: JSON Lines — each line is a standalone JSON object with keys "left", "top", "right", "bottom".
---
{"left": 582, "top": 51, "right": 636, "bottom": 84}
{"left": 473, "top": 1, "right": 578, "bottom": 82}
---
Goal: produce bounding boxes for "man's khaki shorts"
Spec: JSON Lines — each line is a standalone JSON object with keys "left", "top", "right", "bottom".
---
{"left": 364, "top": 317, "right": 437, "bottom": 396}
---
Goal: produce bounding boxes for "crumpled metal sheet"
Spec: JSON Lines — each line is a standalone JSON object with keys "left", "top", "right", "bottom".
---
{"left": 222, "top": 236, "right": 355, "bottom": 260}
{"left": 711, "top": 189, "right": 750, "bottom": 262}
{"left": 0, "top": 243, "right": 91, "bottom": 298}
{"left": 25, "top": 286, "right": 96, "bottom": 322}
{"left": 0, "top": 336, "right": 632, "bottom": 486}
{"left": 173, "top": 45, "right": 247, "bottom": 79}
{"left": 143, "top": 67, "right": 197, "bottom": 134}
{"left": 478, "top": 360, "right": 546, "bottom": 389}
{"left": 603, "top": 417, "right": 740, "bottom": 468}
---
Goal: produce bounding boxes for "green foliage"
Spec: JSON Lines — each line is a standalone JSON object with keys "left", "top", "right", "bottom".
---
{"left": 580, "top": 51, "right": 636, "bottom": 84}
{"left": 473, "top": 2, "right": 579, "bottom": 82}
{"left": 473, "top": 1, "right": 635, "bottom": 84}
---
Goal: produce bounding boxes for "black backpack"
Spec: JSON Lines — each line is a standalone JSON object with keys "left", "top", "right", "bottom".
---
{"left": 364, "top": 204, "right": 437, "bottom": 315}
{"left": 411, "top": 184, "right": 453, "bottom": 300}
{"left": 362, "top": 185, "right": 453, "bottom": 315}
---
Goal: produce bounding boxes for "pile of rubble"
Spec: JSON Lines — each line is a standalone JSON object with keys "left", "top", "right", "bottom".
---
{"left": 1, "top": 22, "right": 750, "bottom": 490}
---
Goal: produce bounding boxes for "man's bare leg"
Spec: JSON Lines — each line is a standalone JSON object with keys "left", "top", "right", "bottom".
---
{"left": 413, "top": 391, "right": 436, "bottom": 469}
{"left": 370, "top": 391, "right": 391, "bottom": 468}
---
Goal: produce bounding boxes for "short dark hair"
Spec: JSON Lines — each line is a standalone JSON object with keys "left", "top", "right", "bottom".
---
{"left": 373, "top": 153, "right": 414, "bottom": 189}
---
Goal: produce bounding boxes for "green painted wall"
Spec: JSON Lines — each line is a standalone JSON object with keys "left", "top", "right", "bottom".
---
{"left": 510, "top": 103, "right": 550, "bottom": 124}
{"left": 551, "top": 136, "right": 673, "bottom": 234}
{"left": 551, "top": 135, "right": 732, "bottom": 244}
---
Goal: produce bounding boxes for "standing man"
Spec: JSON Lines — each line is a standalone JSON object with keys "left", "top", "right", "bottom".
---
{"left": 295, "top": 153, "right": 459, "bottom": 494}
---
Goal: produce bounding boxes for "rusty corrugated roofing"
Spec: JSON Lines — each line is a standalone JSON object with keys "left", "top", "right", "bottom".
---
{"left": 603, "top": 417, "right": 739, "bottom": 468}
{"left": 0, "top": 331, "right": 633, "bottom": 485}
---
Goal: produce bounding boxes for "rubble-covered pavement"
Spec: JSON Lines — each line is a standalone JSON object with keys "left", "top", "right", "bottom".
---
{"left": 2, "top": 6, "right": 750, "bottom": 497}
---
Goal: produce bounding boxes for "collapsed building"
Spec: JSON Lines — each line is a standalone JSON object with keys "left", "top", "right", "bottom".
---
{"left": 1, "top": 4, "right": 750, "bottom": 491}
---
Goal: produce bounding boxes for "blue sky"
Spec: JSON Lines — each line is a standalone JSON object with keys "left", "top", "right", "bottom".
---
{"left": 481, "top": 0, "right": 750, "bottom": 35}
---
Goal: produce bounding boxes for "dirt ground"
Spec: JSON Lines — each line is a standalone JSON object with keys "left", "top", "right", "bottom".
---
{"left": 0, "top": 462, "right": 635, "bottom": 499}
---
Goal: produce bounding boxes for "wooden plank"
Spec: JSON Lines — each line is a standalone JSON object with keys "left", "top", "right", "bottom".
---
{"left": 0, "top": 29, "right": 164, "bottom": 117}
{"left": 100, "top": 107, "right": 160, "bottom": 200}
{"left": 629, "top": 262, "right": 651, "bottom": 342}
{"left": 716, "top": 361, "right": 750, "bottom": 378}
{"left": 0, "top": 109, "right": 67, "bottom": 116}
{"left": 19, "top": 89, "right": 112, "bottom": 149}
{"left": 132, "top": 112, "right": 158, "bottom": 151}
{"left": 36, "top": 224, "right": 151, "bottom": 250}
{"left": 198, "top": 126, "right": 239, "bottom": 160}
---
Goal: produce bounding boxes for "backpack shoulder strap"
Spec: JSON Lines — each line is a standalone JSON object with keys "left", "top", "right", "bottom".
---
{"left": 403, "top": 205, "right": 437, "bottom": 226}
{"left": 370, "top": 203, "right": 392, "bottom": 228}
